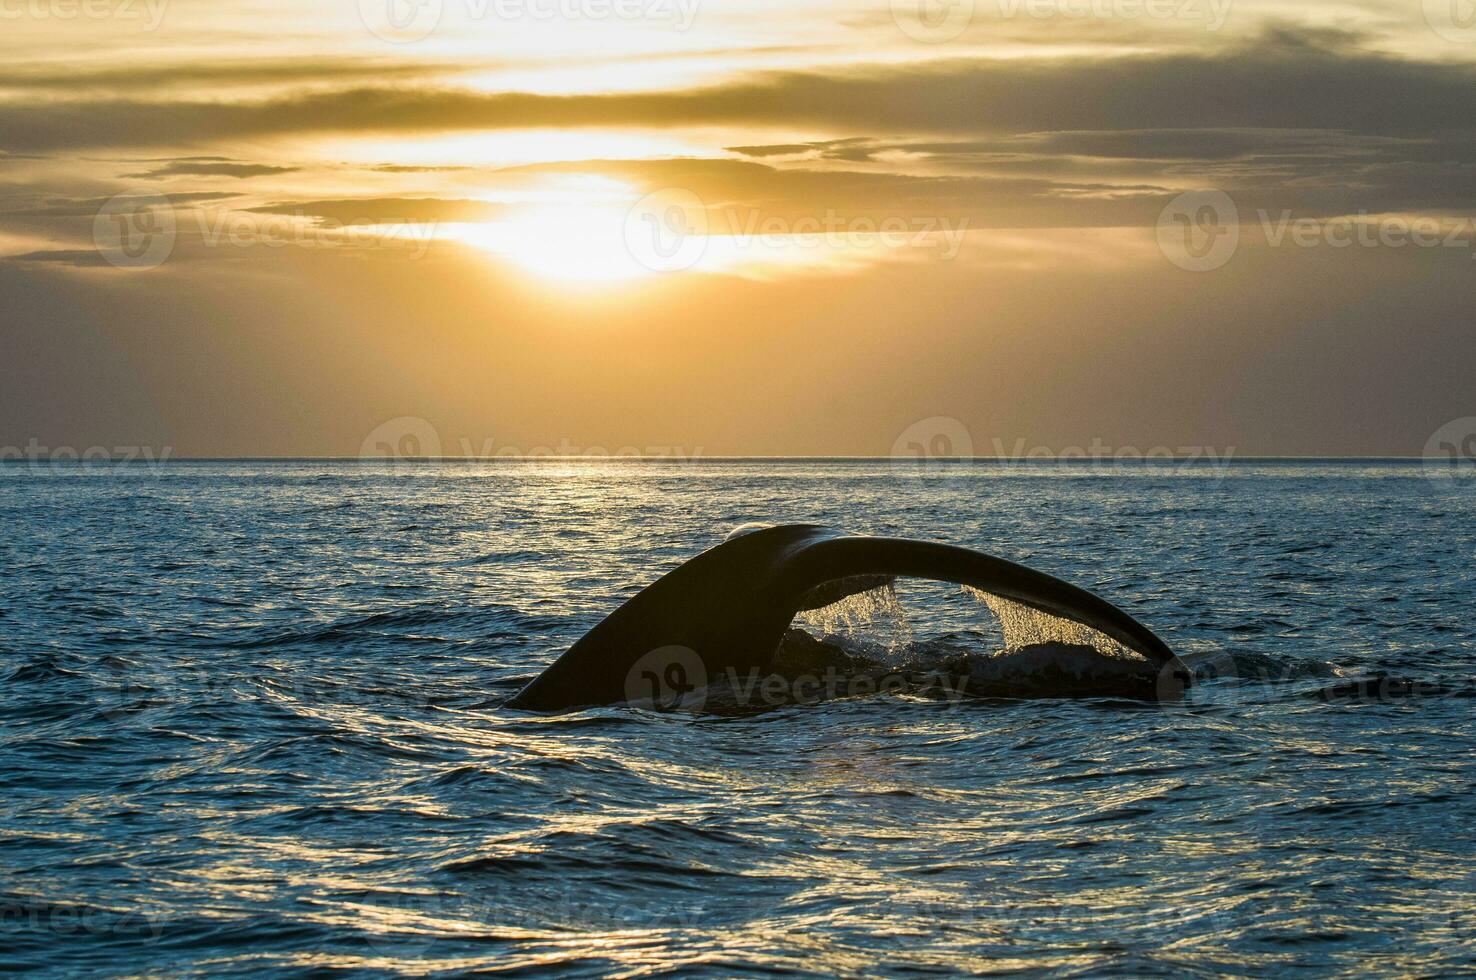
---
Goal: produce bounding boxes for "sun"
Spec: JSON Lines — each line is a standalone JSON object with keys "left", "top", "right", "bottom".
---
{"left": 442, "top": 203, "right": 658, "bottom": 285}
{"left": 426, "top": 180, "right": 942, "bottom": 286}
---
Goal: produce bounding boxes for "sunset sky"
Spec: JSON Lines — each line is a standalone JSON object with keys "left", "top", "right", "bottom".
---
{"left": 3, "top": 0, "right": 1474, "bottom": 456}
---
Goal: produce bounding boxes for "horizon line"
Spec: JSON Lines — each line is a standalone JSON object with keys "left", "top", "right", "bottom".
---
{"left": 0, "top": 455, "right": 1439, "bottom": 463}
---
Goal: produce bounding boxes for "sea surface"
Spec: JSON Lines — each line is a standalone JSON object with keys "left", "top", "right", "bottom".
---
{"left": 2, "top": 459, "right": 1473, "bottom": 977}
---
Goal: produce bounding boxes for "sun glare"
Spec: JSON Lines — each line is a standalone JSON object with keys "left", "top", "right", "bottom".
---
{"left": 442, "top": 205, "right": 658, "bottom": 284}
{"left": 435, "top": 208, "right": 959, "bottom": 287}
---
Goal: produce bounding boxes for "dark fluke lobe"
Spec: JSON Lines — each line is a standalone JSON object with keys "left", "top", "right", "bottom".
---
{"left": 508, "top": 525, "right": 1184, "bottom": 712}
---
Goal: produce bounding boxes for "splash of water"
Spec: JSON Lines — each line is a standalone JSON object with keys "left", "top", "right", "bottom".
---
{"left": 965, "top": 587, "right": 1139, "bottom": 661}
{"left": 796, "top": 583, "right": 913, "bottom": 659}
{"left": 792, "top": 580, "right": 1146, "bottom": 668}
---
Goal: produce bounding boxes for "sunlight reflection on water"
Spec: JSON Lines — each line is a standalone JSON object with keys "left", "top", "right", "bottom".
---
{"left": 1, "top": 460, "right": 1473, "bottom": 975}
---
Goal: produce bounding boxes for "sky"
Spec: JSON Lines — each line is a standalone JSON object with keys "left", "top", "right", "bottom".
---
{"left": 1, "top": 0, "right": 1474, "bottom": 458}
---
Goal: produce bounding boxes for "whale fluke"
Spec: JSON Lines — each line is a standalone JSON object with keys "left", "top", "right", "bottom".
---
{"left": 508, "top": 525, "right": 1185, "bottom": 712}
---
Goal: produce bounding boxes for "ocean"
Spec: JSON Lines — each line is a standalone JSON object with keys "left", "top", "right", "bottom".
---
{"left": 2, "top": 459, "right": 1472, "bottom": 976}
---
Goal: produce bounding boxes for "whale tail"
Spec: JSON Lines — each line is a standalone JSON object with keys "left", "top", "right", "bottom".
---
{"left": 508, "top": 525, "right": 1186, "bottom": 712}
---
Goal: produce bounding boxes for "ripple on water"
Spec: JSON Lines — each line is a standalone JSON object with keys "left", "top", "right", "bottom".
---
{"left": 1, "top": 460, "right": 1473, "bottom": 975}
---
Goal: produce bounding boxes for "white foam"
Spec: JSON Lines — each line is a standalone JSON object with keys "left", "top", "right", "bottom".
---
{"left": 965, "top": 587, "right": 1139, "bottom": 661}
